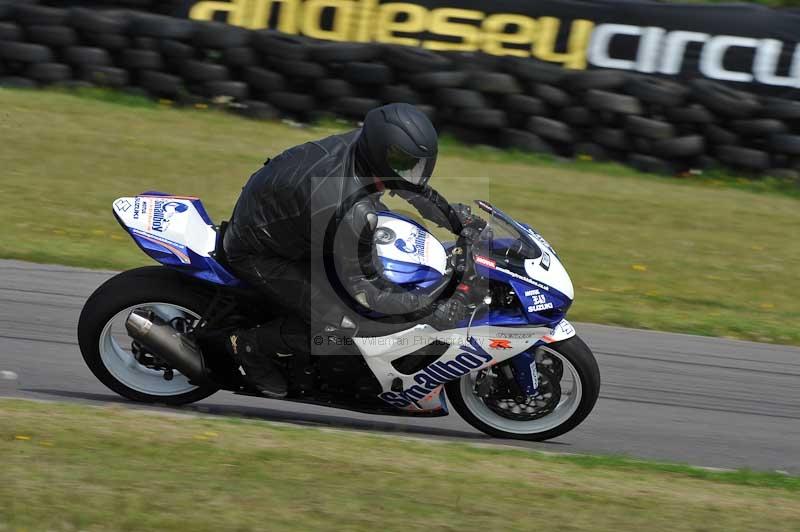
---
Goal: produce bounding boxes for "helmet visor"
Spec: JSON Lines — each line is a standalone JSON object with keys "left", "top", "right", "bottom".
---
{"left": 386, "top": 145, "right": 431, "bottom": 185}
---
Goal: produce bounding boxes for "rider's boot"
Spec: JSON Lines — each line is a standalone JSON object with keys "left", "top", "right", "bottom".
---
{"left": 227, "top": 327, "right": 288, "bottom": 398}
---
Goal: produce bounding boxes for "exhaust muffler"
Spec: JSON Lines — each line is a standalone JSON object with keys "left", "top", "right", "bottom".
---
{"left": 125, "top": 310, "right": 214, "bottom": 388}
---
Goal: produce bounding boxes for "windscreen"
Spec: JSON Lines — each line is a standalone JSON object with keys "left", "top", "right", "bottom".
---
{"left": 473, "top": 200, "right": 544, "bottom": 264}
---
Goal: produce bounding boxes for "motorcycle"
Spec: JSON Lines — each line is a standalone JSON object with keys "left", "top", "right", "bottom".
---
{"left": 78, "top": 192, "right": 600, "bottom": 441}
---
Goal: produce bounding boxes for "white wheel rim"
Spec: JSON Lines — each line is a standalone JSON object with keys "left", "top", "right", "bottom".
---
{"left": 98, "top": 303, "right": 200, "bottom": 397}
{"left": 459, "top": 346, "right": 583, "bottom": 435}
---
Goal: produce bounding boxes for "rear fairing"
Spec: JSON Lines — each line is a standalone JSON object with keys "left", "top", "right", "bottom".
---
{"left": 112, "top": 192, "right": 240, "bottom": 286}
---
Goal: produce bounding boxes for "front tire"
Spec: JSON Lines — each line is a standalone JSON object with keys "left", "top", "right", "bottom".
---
{"left": 445, "top": 335, "right": 600, "bottom": 441}
{"left": 78, "top": 266, "right": 219, "bottom": 405}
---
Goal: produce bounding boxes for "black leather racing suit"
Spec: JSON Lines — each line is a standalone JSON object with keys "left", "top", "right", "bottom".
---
{"left": 222, "top": 129, "right": 463, "bottom": 356}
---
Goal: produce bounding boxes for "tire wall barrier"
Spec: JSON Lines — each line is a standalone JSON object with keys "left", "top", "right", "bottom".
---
{"left": 3, "top": 3, "right": 800, "bottom": 178}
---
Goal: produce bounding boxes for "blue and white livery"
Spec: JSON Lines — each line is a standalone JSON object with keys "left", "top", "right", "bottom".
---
{"left": 87, "top": 192, "right": 600, "bottom": 442}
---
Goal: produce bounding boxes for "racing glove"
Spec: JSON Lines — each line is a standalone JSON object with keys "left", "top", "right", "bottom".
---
{"left": 349, "top": 269, "right": 452, "bottom": 318}
{"left": 451, "top": 203, "right": 487, "bottom": 232}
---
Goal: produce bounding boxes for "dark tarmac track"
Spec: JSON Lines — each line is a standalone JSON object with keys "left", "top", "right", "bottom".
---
{"left": 1, "top": 259, "right": 798, "bottom": 473}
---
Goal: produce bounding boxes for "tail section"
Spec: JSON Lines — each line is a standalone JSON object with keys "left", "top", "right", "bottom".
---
{"left": 113, "top": 192, "right": 240, "bottom": 286}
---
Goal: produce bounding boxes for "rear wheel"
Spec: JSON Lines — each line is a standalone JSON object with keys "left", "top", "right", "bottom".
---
{"left": 445, "top": 336, "right": 600, "bottom": 441}
{"left": 78, "top": 267, "right": 219, "bottom": 405}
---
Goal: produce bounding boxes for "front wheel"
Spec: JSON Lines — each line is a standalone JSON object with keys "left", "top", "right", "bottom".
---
{"left": 78, "top": 267, "right": 219, "bottom": 405}
{"left": 445, "top": 336, "right": 600, "bottom": 441}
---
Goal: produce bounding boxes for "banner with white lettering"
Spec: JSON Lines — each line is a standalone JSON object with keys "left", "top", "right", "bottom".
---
{"left": 175, "top": 0, "right": 800, "bottom": 95}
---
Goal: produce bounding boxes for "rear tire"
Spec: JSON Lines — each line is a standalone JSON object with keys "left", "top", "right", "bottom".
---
{"left": 445, "top": 335, "right": 600, "bottom": 441}
{"left": 78, "top": 267, "right": 219, "bottom": 405}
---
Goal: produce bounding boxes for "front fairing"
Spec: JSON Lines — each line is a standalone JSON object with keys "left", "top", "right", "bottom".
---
{"left": 472, "top": 201, "right": 574, "bottom": 327}
{"left": 372, "top": 201, "right": 574, "bottom": 328}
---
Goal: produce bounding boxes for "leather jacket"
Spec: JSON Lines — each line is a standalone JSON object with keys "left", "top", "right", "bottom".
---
{"left": 223, "top": 129, "right": 463, "bottom": 319}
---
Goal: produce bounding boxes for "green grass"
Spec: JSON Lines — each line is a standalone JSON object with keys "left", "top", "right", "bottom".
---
{"left": 1, "top": 87, "right": 799, "bottom": 345}
{"left": 1, "top": 398, "right": 798, "bottom": 532}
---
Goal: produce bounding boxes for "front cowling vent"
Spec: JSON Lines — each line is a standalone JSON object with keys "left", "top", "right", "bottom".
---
{"left": 391, "top": 340, "right": 449, "bottom": 374}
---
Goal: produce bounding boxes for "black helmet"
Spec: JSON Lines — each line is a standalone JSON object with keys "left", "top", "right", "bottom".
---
{"left": 355, "top": 103, "right": 437, "bottom": 188}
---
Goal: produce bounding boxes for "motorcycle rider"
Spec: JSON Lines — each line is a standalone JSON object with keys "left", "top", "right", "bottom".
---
{"left": 222, "top": 103, "right": 482, "bottom": 398}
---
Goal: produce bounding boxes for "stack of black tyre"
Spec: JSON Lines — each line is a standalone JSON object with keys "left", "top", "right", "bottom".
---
{"left": 38, "top": 0, "right": 181, "bottom": 16}
{"left": 2, "top": 2, "right": 800, "bottom": 179}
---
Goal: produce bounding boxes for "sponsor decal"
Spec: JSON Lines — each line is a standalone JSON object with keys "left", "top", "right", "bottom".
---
{"left": 132, "top": 197, "right": 144, "bottom": 220}
{"left": 475, "top": 255, "right": 496, "bottom": 269}
{"left": 525, "top": 278, "right": 553, "bottom": 312}
{"left": 151, "top": 200, "right": 189, "bottom": 233}
{"left": 556, "top": 320, "right": 575, "bottom": 337}
{"left": 540, "top": 251, "right": 551, "bottom": 271}
{"left": 114, "top": 199, "right": 132, "bottom": 213}
{"left": 379, "top": 337, "right": 494, "bottom": 408}
{"left": 530, "top": 293, "right": 547, "bottom": 306}
{"left": 496, "top": 265, "right": 550, "bottom": 291}
{"left": 395, "top": 228, "right": 426, "bottom": 256}
{"left": 495, "top": 331, "right": 540, "bottom": 339}
{"left": 374, "top": 227, "right": 396, "bottom": 245}
{"left": 489, "top": 338, "right": 512, "bottom": 349}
